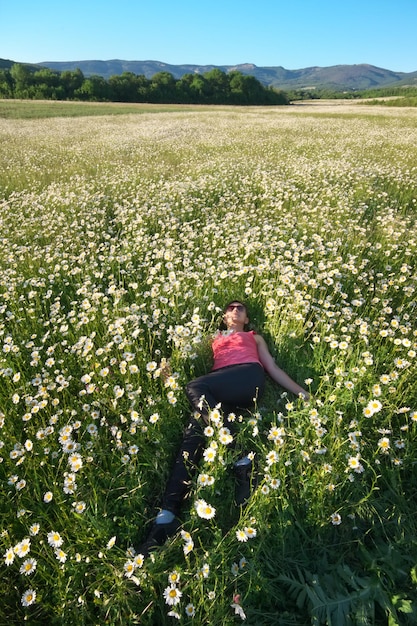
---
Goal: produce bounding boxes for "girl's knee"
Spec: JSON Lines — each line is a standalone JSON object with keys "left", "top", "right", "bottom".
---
{"left": 185, "top": 379, "right": 205, "bottom": 404}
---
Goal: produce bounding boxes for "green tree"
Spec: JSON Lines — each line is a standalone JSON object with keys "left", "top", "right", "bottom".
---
{"left": 0, "top": 69, "right": 14, "bottom": 98}
{"left": 32, "top": 68, "right": 63, "bottom": 99}
{"left": 176, "top": 73, "right": 195, "bottom": 103}
{"left": 60, "top": 69, "right": 84, "bottom": 99}
{"left": 189, "top": 74, "right": 210, "bottom": 102}
{"left": 10, "top": 64, "right": 32, "bottom": 97}
{"left": 267, "top": 87, "right": 289, "bottom": 105}
{"left": 135, "top": 74, "right": 151, "bottom": 101}
{"left": 0, "top": 63, "right": 290, "bottom": 105}
{"left": 149, "top": 71, "right": 177, "bottom": 103}
{"left": 109, "top": 72, "right": 141, "bottom": 102}
{"left": 74, "top": 75, "right": 110, "bottom": 101}
{"left": 204, "top": 68, "right": 230, "bottom": 103}
{"left": 228, "top": 71, "right": 263, "bottom": 104}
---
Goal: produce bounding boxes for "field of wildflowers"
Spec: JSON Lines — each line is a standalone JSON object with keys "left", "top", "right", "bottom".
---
{"left": 1, "top": 102, "right": 417, "bottom": 625}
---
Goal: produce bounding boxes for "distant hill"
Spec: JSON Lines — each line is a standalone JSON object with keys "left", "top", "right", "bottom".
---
{"left": 0, "top": 57, "right": 44, "bottom": 73}
{"left": 2, "top": 57, "right": 417, "bottom": 91}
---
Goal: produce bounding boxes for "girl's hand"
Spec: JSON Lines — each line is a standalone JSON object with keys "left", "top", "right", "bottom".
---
{"left": 159, "top": 359, "right": 172, "bottom": 383}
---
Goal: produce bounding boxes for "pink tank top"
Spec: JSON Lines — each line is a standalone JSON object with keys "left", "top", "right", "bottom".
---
{"left": 211, "top": 330, "right": 262, "bottom": 371}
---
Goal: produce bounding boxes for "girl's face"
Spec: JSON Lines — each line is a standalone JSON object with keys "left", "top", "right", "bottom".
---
{"left": 223, "top": 302, "right": 249, "bottom": 331}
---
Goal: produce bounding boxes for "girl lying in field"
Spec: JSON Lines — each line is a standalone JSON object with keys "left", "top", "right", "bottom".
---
{"left": 138, "top": 300, "right": 309, "bottom": 556}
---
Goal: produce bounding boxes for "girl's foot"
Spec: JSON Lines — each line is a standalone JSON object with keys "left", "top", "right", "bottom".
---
{"left": 136, "top": 518, "right": 180, "bottom": 557}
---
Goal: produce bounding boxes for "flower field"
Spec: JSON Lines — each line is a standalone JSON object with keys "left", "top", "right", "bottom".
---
{"left": 1, "top": 102, "right": 417, "bottom": 625}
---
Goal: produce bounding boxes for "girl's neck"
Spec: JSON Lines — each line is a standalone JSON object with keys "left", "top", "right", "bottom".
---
{"left": 226, "top": 324, "right": 245, "bottom": 333}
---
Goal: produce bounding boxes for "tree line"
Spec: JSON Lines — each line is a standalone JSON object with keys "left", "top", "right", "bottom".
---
{"left": 0, "top": 64, "right": 289, "bottom": 105}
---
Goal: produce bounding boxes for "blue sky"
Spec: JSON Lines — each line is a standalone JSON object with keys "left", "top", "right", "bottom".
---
{"left": 2, "top": 0, "right": 417, "bottom": 73}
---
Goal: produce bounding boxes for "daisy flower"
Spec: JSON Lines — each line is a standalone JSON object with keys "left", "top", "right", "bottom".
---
{"left": 168, "top": 610, "right": 180, "bottom": 619}
{"left": 47, "top": 531, "right": 63, "bottom": 548}
{"left": 244, "top": 526, "right": 257, "bottom": 539}
{"left": 195, "top": 499, "right": 216, "bottom": 520}
{"left": 266, "top": 450, "right": 279, "bottom": 466}
{"left": 269, "top": 478, "right": 281, "bottom": 489}
{"left": 181, "top": 530, "right": 194, "bottom": 555}
{"left": 134, "top": 553, "right": 144, "bottom": 568}
{"left": 236, "top": 529, "right": 248, "bottom": 542}
{"left": 209, "top": 407, "right": 222, "bottom": 425}
{"left": 183, "top": 540, "right": 194, "bottom": 556}
{"left": 124, "top": 560, "right": 135, "bottom": 578}
{"left": 347, "top": 456, "right": 364, "bottom": 473}
{"left": 21, "top": 589, "right": 36, "bottom": 607}
{"left": 20, "top": 558, "right": 37, "bottom": 576}
{"left": 4, "top": 547, "right": 15, "bottom": 566}
{"left": 163, "top": 585, "right": 182, "bottom": 606}
{"left": 68, "top": 453, "right": 83, "bottom": 472}
{"left": 198, "top": 563, "right": 210, "bottom": 578}
{"left": 261, "top": 423, "right": 279, "bottom": 444}
{"left": 55, "top": 548, "right": 67, "bottom": 563}
{"left": 369, "top": 399, "right": 382, "bottom": 413}
{"left": 168, "top": 571, "right": 181, "bottom": 585}
{"left": 331, "top": 512, "right": 342, "bottom": 525}
{"left": 203, "top": 446, "right": 217, "bottom": 462}
{"left": 378, "top": 437, "right": 390, "bottom": 453}
{"left": 219, "top": 428, "right": 233, "bottom": 445}
{"left": 197, "top": 473, "right": 215, "bottom": 486}
{"left": 180, "top": 530, "right": 192, "bottom": 542}
{"left": 15, "top": 538, "right": 31, "bottom": 558}
{"left": 72, "top": 501, "right": 86, "bottom": 514}
{"left": 167, "top": 392, "right": 177, "bottom": 405}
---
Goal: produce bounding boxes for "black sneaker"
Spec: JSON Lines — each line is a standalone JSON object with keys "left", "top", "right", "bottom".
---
{"left": 136, "top": 518, "right": 180, "bottom": 558}
{"left": 234, "top": 462, "right": 256, "bottom": 506}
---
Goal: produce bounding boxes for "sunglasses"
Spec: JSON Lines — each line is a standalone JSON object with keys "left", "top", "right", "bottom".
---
{"left": 226, "top": 304, "right": 245, "bottom": 313}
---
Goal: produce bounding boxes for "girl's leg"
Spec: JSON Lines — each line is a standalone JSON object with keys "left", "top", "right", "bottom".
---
{"left": 161, "top": 417, "right": 204, "bottom": 516}
{"left": 185, "top": 363, "right": 265, "bottom": 422}
{"left": 184, "top": 363, "right": 265, "bottom": 509}
{"left": 137, "top": 418, "right": 204, "bottom": 556}
{"left": 162, "top": 363, "right": 265, "bottom": 514}
{"left": 137, "top": 364, "right": 265, "bottom": 555}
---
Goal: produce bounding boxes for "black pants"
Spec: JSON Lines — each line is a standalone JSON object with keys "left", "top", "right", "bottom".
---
{"left": 161, "top": 362, "right": 265, "bottom": 515}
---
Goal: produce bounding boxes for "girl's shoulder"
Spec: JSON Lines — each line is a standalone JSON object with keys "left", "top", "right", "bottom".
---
{"left": 253, "top": 332, "right": 266, "bottom": 345}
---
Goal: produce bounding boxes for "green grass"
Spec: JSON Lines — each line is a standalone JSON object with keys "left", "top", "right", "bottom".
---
{"left": 0, "top": 99, "right": 216, "bottom": 119}
{"left": 1, "top": 104, "right": 417, "bottom": 625}
{"left": 358, "top": 96, "right": 417, "bottom": 107}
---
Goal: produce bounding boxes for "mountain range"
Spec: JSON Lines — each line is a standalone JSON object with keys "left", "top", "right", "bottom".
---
{"left": 2, "top": 58, "right": 417, "bottom": 91}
